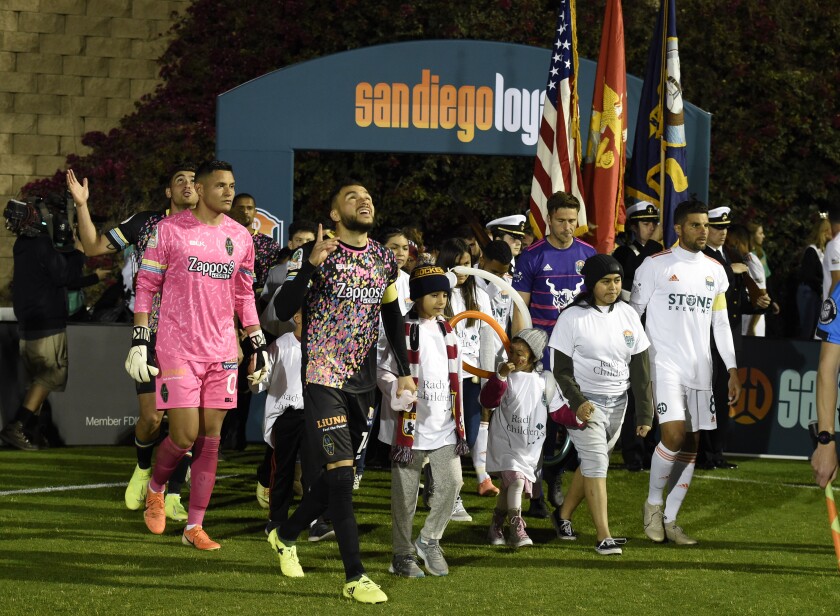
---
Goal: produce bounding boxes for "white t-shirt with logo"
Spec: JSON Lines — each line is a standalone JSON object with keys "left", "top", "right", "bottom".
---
{"left": 377, "top": 318, "right": 459, "bottom": 450}
{"left": 549, "top": 301, "right": 649, "bottom": 396}
{"left": 249, "top": 331, "right": 303, "bottom": 447}
{"left": 486, "top": 370, "right": 561, "bottom": 481}
{"left": 630, "top": 245, "right": 728, "bottom": 390}
{"left": 822, "top": 235, "right": 840, "bottom": 302}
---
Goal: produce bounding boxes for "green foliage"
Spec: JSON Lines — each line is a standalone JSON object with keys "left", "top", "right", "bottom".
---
{"left": 23, "top": 0, "right": 840, "bottom": 277}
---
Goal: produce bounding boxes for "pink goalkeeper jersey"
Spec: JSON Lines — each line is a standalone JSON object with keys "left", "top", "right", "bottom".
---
{"left": 135, "top": 209, "right": 258, "bottom": 362}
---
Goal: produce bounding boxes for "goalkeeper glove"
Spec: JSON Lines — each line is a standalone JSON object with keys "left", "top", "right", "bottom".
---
{"left": 125, "top": 325, "right": 159, "bottom": 383}
{"left": 247, "top": 329, "right": 269, "bottom": 386}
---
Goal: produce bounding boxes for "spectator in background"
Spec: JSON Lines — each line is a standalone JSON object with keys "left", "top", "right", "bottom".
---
{"left": 732, "top": 224, "right": 778, "bottom": 337}
{"left": 1, "top": 209, "right": 105, "bottom": 450}
{"left": 521, "top": 218, "right": 536, "bottom": 250}
{"left": 797, "top": 213, "right": 832, "bottom": 339}
{"left": 746, "top": 221, "right": 771, "bottom": 282}
{"left": 259, "top": 219, "right": 318, "bottom": 316}
{"left": 231, "top": 193, "right": 284, "bottom": 296}
{"left": 486, "top": 214, "right": 527, "bottom": 261}
{"left": 456, "top": 224, "right": 483, "bottom": 266}
{"left": 403, "top": 225, "right": 427, "bottom": 271}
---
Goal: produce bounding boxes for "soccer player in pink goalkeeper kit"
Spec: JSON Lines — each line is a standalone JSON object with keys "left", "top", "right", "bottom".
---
{"left": 126, "top": 160, "right": 269, "bottom": 550}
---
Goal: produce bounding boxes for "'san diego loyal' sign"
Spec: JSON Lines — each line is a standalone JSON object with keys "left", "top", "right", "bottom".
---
{"left": 217, "top": 41, "right": 711, "bottom": 244}
{"left": 355, "top": 69, "right": 546, "bottom": 145}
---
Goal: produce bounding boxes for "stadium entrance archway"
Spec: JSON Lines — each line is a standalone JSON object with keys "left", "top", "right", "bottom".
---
{"left": 217, "top": 40, "right": 710, "bottom": 244}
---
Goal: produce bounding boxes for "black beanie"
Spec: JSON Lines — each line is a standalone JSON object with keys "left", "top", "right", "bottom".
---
{"left": 582, "top": 254, "right": 624, "bottom": 290}
{"left": 409, "top": 265, "right": 454, "bottom": 301}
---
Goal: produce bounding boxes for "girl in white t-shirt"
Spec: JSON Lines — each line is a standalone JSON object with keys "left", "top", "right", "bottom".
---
{"left": 549, "top": 254, "right": 654, "bottom": 556}
{"left": 377, "top": 265, "right": 467, "bottom": 578}
{"left": 480, "top": 328, "right": 569, "bottom": 547}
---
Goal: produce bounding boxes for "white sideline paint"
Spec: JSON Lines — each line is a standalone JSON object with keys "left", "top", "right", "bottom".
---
{"left": 695, "top": 474, "right": 820, "bottom": 490}
{"left": 0, "top": 474, "right": 239, "bottom": 497}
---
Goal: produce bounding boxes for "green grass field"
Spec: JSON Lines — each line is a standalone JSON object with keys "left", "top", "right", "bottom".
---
{"left": 0, "top": 446, "right": 837, "bottom": 615}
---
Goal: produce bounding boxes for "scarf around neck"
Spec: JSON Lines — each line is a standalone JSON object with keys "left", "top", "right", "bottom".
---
{"left": 391, "top": 316, "right": 469, "bottom": 464}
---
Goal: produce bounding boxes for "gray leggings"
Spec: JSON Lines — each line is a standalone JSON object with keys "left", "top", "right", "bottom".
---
{"left": 391, "top": 444, "right": 463, "bottom": 555}
{"left": 567, "top": 392, "right": 628, "bottom": 479}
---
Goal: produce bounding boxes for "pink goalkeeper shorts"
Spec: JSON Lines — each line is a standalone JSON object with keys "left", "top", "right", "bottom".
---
{"left": 155, "top": 353, "right": 239, "bottom": 410}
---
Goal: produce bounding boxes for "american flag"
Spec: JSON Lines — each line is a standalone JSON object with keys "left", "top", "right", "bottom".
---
{"left": 529, "top": 0, "right": 587, "bottom": 238}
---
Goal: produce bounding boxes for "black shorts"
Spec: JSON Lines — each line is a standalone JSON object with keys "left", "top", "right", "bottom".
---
{"left": 304, "top": 383, "right": 375, "bottom": 469}
{"left": 134, "top": 334, "right": 157, "bottom": 395}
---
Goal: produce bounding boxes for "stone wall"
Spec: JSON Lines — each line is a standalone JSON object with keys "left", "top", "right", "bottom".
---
{"left": 0, "top": 0, "right": 190, "bottom": 305}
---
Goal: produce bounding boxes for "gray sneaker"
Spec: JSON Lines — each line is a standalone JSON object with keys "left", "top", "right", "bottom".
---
{"left": 450, "top": 495, "right": 472, "bottom": 522}
{"left": 388, "top": 553, "right": 425, "bottom": 578}
{"left": 0, "top": 421, "right": 38, "bottom": 451}
{"left": 414, "top": 536, "right": 449, "bottom": 576}
{"left": 664, "top": 520, "right": 698, "bottom": 545}
{"left": 643, "top": 501, "right": 666, "bottom": 543}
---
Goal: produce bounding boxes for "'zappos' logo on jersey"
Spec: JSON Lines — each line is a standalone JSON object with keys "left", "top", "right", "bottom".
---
{"left": 819, "top": 298, "right": 837, "bottom": 325}
{"left": 705, "top": 276, "right": 714, "bottom": 291}
{"left": 187, "top": 256, "right": 235, "bottom": 279}
{"left": 336, "top": 282, "right": 386, "bottom": 304}
{"left": 729, "top": 367, "right": 772, "bottom": 425}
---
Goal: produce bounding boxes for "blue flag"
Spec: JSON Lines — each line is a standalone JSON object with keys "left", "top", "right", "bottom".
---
{"left": 625, "top": 0, "right": 688, "bottom": 246}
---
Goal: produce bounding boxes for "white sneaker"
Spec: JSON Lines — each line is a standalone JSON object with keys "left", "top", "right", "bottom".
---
{"left": 664, "top": 520, "right": 698, "bottom": 545}
{"left": 643, "top": 501, "right": 666, "bottom": 543}
{"left": 450, "top": 496, "right": 472, "bottom": 522}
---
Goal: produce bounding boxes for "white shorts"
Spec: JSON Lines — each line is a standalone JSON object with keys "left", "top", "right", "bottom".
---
{"left": 653, "top": 380, "right": 715, "bottom": 431}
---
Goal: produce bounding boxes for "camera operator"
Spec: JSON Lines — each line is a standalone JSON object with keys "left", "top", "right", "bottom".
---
{"left": 1, "top": 198, "right": 107, "bottom": 450}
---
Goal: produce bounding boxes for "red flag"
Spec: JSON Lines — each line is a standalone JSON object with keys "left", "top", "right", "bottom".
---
{"left": 582, "top": 0, "right": 627, "bottom": 254}
{"left": 529, "top": 0, "right": 587, "bottom": 240}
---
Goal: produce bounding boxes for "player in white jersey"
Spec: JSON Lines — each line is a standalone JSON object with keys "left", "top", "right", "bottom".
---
{"left": 630, "top": 199, "right": 741, "bottom": 545}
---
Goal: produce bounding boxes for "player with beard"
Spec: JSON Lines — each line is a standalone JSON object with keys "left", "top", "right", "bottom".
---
{"left": 126, "top": 160, "right": 268, "bottom": 550}
{"left": 67, "top": 164, "right": 198, "bottom": 522}
{"left": 267, "top": 180, "right": 414, "bottom": 604}
{"left": 631, "top": 198, "right": 741, "bottom": 545}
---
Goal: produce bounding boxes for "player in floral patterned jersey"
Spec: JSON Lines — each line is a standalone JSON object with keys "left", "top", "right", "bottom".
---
{"left": 230, "top": 193, "right": 284, "bottom": 295}
{"left": 67, "top": 164, "right": 197, "bottom": 521}
{"left": 267, "top": 180, "right": 414, "bottom": 604}
{"left": 125, "top": 160, "right": 269, "bottom": 551}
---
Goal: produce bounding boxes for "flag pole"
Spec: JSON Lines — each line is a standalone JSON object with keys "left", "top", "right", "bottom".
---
{"left": 658, "top": 0, "right": 667, "bottom": 230}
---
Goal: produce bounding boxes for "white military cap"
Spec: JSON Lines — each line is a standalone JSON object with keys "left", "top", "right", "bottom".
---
{"left": 486, "top": 214, "right": 527, "bottom": 237}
